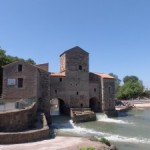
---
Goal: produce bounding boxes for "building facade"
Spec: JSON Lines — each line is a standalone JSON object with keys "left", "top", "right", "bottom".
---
{"left": 2, "top": 46, "right": 116, "bottom": 116}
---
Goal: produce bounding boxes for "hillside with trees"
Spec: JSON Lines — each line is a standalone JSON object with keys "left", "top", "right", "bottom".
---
{"left": 0, "top": 48, "right": 35, "bottom": 96}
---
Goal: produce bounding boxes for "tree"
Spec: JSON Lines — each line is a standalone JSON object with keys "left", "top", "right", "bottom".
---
{"left": 117, "top": 75, "right": 144, "bottom": 100}
{"left": 141, "top": 89, "right": 150, "bottom": 98}
{"left": 0, "top": 48, "right": 35, "bottom": 66}
{"left": 26, "top": 58, "right": 36, "bottom": 65}
{"left": 109, "top": 73, "right": 121, "bottom": 97}
{"left": 123, "top": 75, "right": 139, "bottom": 83}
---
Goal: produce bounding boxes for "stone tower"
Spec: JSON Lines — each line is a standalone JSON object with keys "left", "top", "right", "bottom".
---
{"left": 60, "top": 46, "right": 89, "bottom": 108}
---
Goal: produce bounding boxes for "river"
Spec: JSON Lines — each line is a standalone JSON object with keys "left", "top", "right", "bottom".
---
{"left": 52, "top": 108, "right": 150, "bottom": 150}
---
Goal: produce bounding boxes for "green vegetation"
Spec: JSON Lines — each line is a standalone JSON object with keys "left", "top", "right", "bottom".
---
{"left": 117, "top": 75, "right": 144, "bottom": 99}
{"left": 80, "top": 148, "right": 95, "bottom": 150}
{"left": 0, "top": 48, "right": 35, "bottom": 66}
{"left": 109, "top": 73, "right": 150, "bottom": 100}
{"left": 99, "top": 137, "right": 111, "bottom": 146}
{"left": 141, "top": 90, "right": 150, "bottom": 98}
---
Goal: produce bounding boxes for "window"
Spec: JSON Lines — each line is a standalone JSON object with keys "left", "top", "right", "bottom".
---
{"left": 77, "top": 92, "right": 79, "bottom": 95}
{"left": 18, "top": 64, "right": 22, "bottom": 72}
{"left": 79, "top": 65, "right": 82, "bottom": 70}
{"left": 80, "top": 103, "right": 83, "bottom": 108}
{"left": 94, "top": 88, "right": 96, "bottom": 92}
{"left": 59, "top": 78, "right": 62, "bottom": 82}
{"left": 18, "top": 78, "right": 23, "bottom": 88}
{"left": 55, "top": 90, "right": 57, "bottom": 94}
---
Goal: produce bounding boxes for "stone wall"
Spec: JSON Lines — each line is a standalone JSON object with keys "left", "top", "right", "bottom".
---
{"left": 0, "top": 102, "right": 37, "bottom": 132}
{"left": 2, "top": 61, "right": 38, "bottom": 100}
{"left": 36, "top": 63, "right": 49, "bottom": 72}
{"left": 70, "top": 108, "right": 96, "bottom": 123}
{"left": 37, "top": 69, "right": 51, "bottom": 124}
{"left": 101, "top": 78, "right": 115, "bottom": 111}
{"left": 50, "top": 76, "right": 66, "bottom": 103}
{"left": 50, "top": 47, "right": 90, "bottom": 110}
{"left": 70, "top": 108, "right": 91, "bottom": 117}
{"left": 58, "top": 47, "right": 90, "bottom": 108}
{"left": 37, "top": 69, "right": 50, "bottom": 114}
{"left": 89, "top": 73, "right": 102, "bottom": 112}
{"left": 0, "top": 114, "right": 50, "bottom": 144}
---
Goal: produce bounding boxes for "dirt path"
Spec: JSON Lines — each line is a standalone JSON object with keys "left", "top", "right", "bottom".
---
{"left": 0, "top": 136, "right": 110, "bottom": 150}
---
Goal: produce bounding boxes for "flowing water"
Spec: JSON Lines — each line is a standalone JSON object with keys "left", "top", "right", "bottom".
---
{"left": 52, "top": 108, "right": 150, "bottom": 150}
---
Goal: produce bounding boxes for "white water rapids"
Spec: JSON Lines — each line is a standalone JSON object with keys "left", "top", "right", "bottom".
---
{"left": 53, "top": 113, "right": 150, "bottom": 144}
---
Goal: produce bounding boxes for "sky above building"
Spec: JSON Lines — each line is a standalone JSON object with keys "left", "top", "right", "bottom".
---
{"left": 0, "top": 0, "right": 150, "bottom": 88}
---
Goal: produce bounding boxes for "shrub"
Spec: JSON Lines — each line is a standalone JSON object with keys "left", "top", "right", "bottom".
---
{"left": 100, "top": 137, "right": 111, "bottom": 146}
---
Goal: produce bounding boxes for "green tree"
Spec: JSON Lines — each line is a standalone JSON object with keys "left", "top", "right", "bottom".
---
{"left": 26, "top": 58, "right": 36, "bottom": 65}
{"left": 0, "top": 48, "right": 35, "bottom": 66}
{"left": 109, "top": 73, "right": 121, "bottom": 97}
{"left": 141, "top": 89, "right": 150, "bottom": 98}
{"left": 123, "top": 75, "right": 139, "bottom": 83}
{"left": 117, "top": 75, "right": 143, "bottom": 100}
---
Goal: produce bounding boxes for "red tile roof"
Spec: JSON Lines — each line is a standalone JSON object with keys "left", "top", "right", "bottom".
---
{"left": 96, "top": 73, "right": 114, "bottom": 79}
{"left": 50, "top": 72, "right": 66, "bottom": 77}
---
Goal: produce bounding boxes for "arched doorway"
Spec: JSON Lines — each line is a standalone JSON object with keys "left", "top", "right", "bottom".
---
{"left": 50, "top": 98, "right": 66, "bottom": 116}
{"left": 89, "top": 97, "right": 98, "bottom": 112}
{"left": 59, "top": 98, "right": 65, "bottom": 114}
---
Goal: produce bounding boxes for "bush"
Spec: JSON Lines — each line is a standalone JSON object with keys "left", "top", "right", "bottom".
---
{"left": 80, "top": 147, "right": 95, "bottom": 150}
{"left": 99, "top": 137, "right": 111, "bottom": 146}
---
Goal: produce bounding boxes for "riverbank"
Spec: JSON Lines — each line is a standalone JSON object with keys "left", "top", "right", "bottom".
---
{"left": 116, "top": 99, "right": 150, "bottom": 111}
{"left": 123, "top": 99, "right": 150, "bottom": 108}
{"left": 0, "top": 136, "right": 112, "bottom": 150}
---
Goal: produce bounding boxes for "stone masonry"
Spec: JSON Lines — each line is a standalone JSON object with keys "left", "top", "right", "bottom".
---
{"left": 2, "top": 46, "right": 116, "bottom": 117}
{"left": 50, "top": 46, "right": 116, "bottom": 116}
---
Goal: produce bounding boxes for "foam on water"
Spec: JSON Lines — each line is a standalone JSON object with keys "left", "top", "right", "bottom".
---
{"left": 96, "top": 114, "right": 133, "bottom": 124}
{"left": 56, "top": 120, "right": 105, "bottom": 136}
{"left": 106, "top": 134, "right": 150, "bottom": 144}
{"left": 55, "top": 120, "right": 150, "bottom": 144}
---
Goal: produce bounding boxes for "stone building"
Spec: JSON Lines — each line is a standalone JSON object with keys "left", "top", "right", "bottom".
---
{"left": 2, "top": 61, "right": 50, "bottom": 114}
{"left": 1, "top": 46, "right": 116, "bottom": 116}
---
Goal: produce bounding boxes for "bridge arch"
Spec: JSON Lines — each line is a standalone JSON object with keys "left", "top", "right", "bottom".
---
{"left": 89, "top": 97, "right": 101, "bottom": 112}
{"left": 50, "top": 98, "right": 66, "bottom": 115}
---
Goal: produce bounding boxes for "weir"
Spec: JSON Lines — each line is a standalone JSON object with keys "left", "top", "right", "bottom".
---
{"left": 70, "top": 108, "right": 96, "bottom": 123}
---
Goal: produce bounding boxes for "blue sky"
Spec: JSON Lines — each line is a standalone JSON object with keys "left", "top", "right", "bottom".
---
{"left": 0, "top": 0, "right": 150, "bottom": 88}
